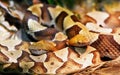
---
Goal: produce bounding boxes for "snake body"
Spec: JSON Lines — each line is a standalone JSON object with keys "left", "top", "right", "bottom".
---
{"left": 0, "top": 2, "right": 120, "bottom": 74}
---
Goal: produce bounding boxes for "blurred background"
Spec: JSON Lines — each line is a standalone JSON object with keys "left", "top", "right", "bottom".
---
{"left": 0, "top": 0, "right": 120, "bottom": 18}
{"left": 0, "top": 0, "right": 120, "bottom": 11}
{"left": 1, "top": 0, "right": 120, "bottom": 27}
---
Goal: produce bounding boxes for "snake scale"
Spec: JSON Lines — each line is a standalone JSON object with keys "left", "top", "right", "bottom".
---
{"left": 0, "top": 2, "right": 120, "bottom": 74}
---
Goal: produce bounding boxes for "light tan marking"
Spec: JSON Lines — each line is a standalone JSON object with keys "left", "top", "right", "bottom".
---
{"left": 0, "top": 31, "right": 11, "bottom": 41}
{"left": 79, "top": 30, "right": 99, "bottom": 44}
{"left": 86, "top": 23, "right": 112, "bottom": 34}
{"left": 48, "top": 6, "right": 73, "bottom": 19}
{"left": 43, "top": 53, "right": 64, "bottom": 74}
{"left": 3, "top": 63, "right": 11, "bottom": 68}
{"left": 30, "top": 54, "right": 47, "bottom": 62}
{"left": 28, "top": 19, "right": 47, "bottom": 32}
{"left": 63, "top": 16, "right": 87, "bottom": 30}
{"left": 28, "top": 4, "right": 43, "bottom": 16}
{"left": 19, "top": 61, "right": 35, "bottom": 73}
{"left": 54, "top": 47, "right": 69, "bottom": 62}
{"left": 81, "top": 53, "right": 94, "bottom": 68}
{"left": 52, "top": 32, "right": 68, "bottom": 41}
{"left": 0, "top": 39, "right": 22, "bottom": 51}
{"left": 1, "top": 50, "right": 22, "bottom": 63}
{"left": 70, "top": 46, "right": 95, "bottom": 68}
{"left": 0, "top": 24, "right": 12, "bottom": 41}
{"left": 87, "top": 11, "right": 109, "bottom": 27}
{"left": 118, "top": 16, "right": 120, "bottom": 19}
{"left": 113, "top": 34, "right": 120, "bottom": 45}
{"left": 63, "top": 15, "right": 76, "bottom": 30}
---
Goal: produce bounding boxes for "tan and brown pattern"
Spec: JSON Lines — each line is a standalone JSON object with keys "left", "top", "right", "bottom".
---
{"left": 0, "top": 2, "right": 120, "bottom": 74}
{"left": 0, "top": 42, "right": 97, "bottom": 74}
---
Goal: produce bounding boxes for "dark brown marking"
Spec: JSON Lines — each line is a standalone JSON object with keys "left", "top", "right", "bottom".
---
{"left": 4, "top": 12, "right": 22, "bottom": 30}
{"left": 31, "top": 62, "right": 47, "bottom": 74}
{"left": 15, "top": 42, "right": 23, "bottom": 50}
{"left": 91, "top": 50, "right": 101, "bottom": 64}
{"left": 54, "top": 40, "right": 67, "bottom": 50}
{"left": 71, "top": 15, "right": 80, "bottom": 22}
{"left": 55, "top": 11, "right": 68, "bottom": 30}
{"left": 45, "top": 52, "right": 63, "bottom": 62}
{"left": 0, "top": 44, "right": 8, "bottom": 51}
{"left": 3, "top": 63, "right": 22, "bottom": 72}
{"left": 17, "top": 51, "right": 32, "bottom": 62}
{"left": 41, "top": 4, "right": 52, "bottom": 23}
{"left": 66, "top": 25, "right": 82, "bottom": 38}
{"left": 50, "top": 62, "right": 54, "bottom": 65}
{"left": 34, "top": 28, "right": 58, "bottom": 40}
{"left": 91, "top": 34, "right": 120, "bottom": 61}
{"left": 56, "top": 59, "right": 82, "bottom": 74}
{"left": 68, "top": 47, "right": 80, "bottom": 59}
{"left": 0, "top": 52, "right": 9, "bottom": 63}
{"left": 82, "top": 15, "right": 97, "bottom": 25}
{"left": 104, "top": 11, "right": 120, "bottom": 28}
{"left": 89, "top": 30, "right": 100, "bottom": 34}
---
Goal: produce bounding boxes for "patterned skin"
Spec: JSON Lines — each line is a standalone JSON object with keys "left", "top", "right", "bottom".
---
{"left": 0, "top": 2, "right": 120, "bottom": 74}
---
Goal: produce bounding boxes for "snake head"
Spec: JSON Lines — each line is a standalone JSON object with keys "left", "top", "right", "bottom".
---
{"left": 68, "top": 34, "right": 90, "bottom": 47}
{"left": 29, "top": 40, "right": 57, "bottom": 55}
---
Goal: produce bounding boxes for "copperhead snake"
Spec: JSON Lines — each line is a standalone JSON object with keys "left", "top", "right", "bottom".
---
{"left": 0, "top": 2, "right": 120, "bottom": 74}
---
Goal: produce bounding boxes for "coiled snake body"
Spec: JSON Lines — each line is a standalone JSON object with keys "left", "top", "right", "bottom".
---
{"left": 0, "top": 3, "right": 120, "bottom": 74}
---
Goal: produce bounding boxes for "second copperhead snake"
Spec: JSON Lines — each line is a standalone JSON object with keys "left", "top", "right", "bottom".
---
{"left": 0, "top": 2, "right": 120, "bottom": 74}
